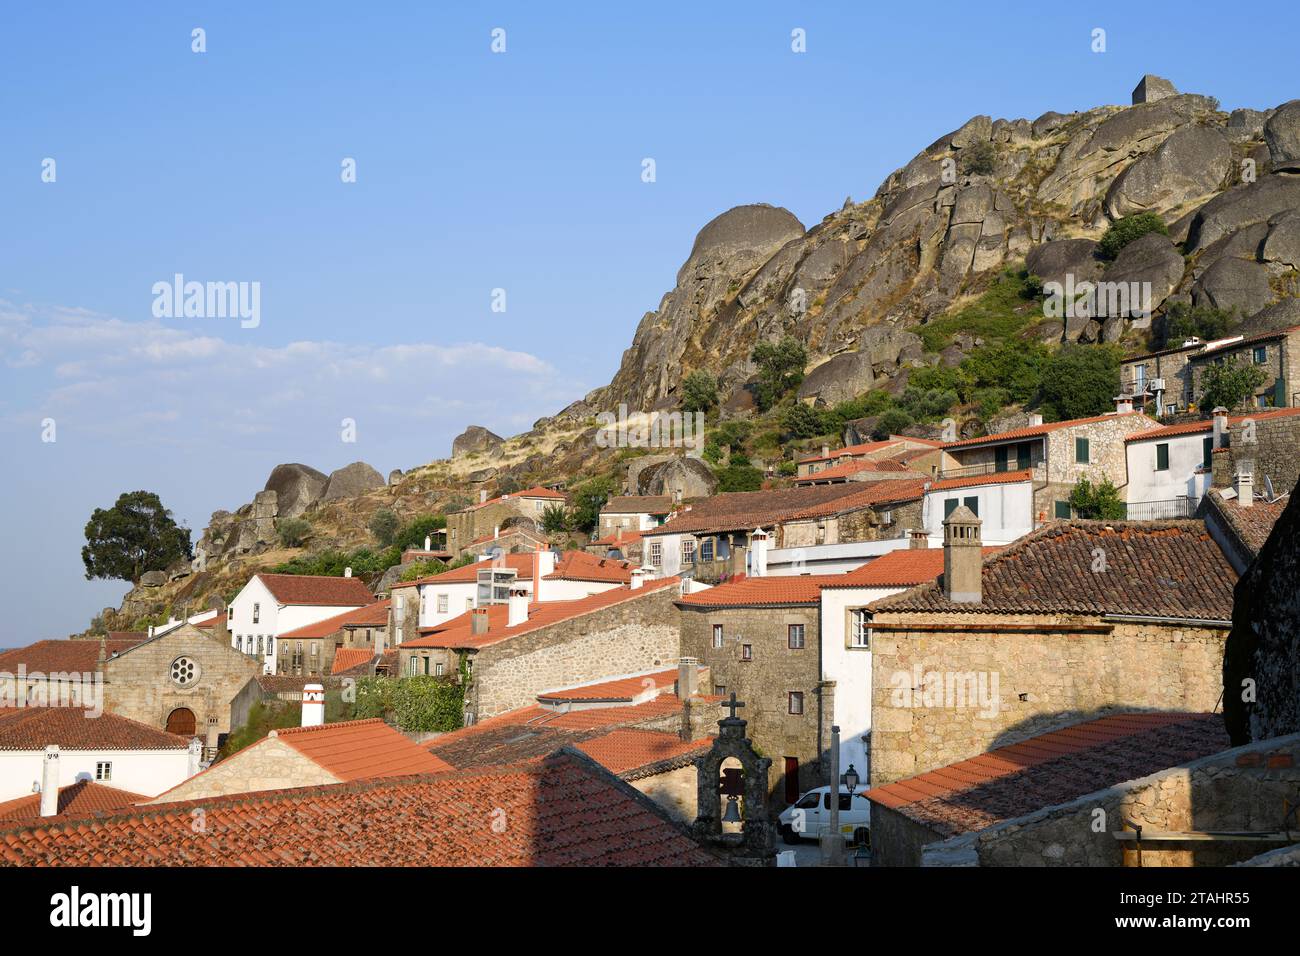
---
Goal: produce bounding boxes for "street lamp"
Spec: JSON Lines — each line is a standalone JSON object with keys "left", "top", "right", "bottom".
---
{"left": 842, "top": 763, "right": 859, "bottom": 793}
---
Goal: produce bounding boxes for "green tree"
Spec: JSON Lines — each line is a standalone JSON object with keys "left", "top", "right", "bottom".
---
{"left": 1098, "top": 213, "right": 1167, "bottom": 260}
{"left": 540, "top": 503, "right": 569, "bottom": 534}
{"left": 1164, "top": 302, "right": 1236, "bottom": 344}
{"left": 567, "top": 476, "right": 615, "bottom": 534}
{"left": 276, "top": 517, "right": 311, "bottom": 548}
{"left": 961, "top": 140, "right": 997, "bottom": 176}
{"left": 82, "top": 491, "right": 191, "bottom": 583}
{"left": 751, "top": 337, "right": 808, "bottom": 411}
{"left": 1067, "top": 477, "right": 1127, "bottom": 520}
{"left": 393, "top": 513, "right": 447, "bottom": 552}
{"left": 715, "top": 464, "right": 764, "bottom": 492}
{"left": 368, "top": 508, "right": 400, "bottom": 546}
{"left": 1039, "top": 344, "right": 1122, "bottom": 421}
{"left": 781, "top": 403, "right": 828, "bottom": 440}
{"left": 1198, "top": 360, "right": 1268, "bottom": 411}
{"left": 682, "top": 370, "right": 720, "bottom": 413}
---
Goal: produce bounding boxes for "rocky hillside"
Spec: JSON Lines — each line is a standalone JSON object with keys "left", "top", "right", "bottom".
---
{"left": 562, "top": 76, "right": 1300, "bottom": 415}
{"left": 91, "top": 75, "right": 1300, "bottom": 635}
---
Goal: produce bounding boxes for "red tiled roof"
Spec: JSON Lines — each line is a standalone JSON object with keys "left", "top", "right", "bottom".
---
{"left": 798, "top": 437, "right": 940, "bottom": 464}
{"left": 193, "top": 613, "right": 226, "bottom": 630}
{"left": 794, "top": 458, "right": 925, "bottom": 484}
{"left": 591, "top": 529, "right": 645, "bottom": 547}
{"left": 871, "top": 520, "right": 1237, "bottom": 620}
{"left": 105, "top": 631, "right": 145, "bottom": 641}
{"left": 330, "top": 648, "right": 376, "bottom": 675}
{"left": 601, "top": 495, "right": 673, "bottom": 514}
{"left": 927, "top": 469, "right": 1033, "bottom": 492}
{"left": 391, "top": 551, "right": 539, "bottom": 590}
{"left": 784, "top": 478, "right": 927, "bottom": 520}
{"left": 0, "top": 639, "right": 142, "bottom": 674}
{"left": 0, "top": 751, "right": 718, "bottom": 867}
{"left": 280, "top": 600, "right": 390, "bottom": 639}
{"left": 866, "top": 713, "right": 1228, "bottom": 838}
{"left": 677, "top": 574, "right": 845, "bottom": 608}
{"left": 1125, "top": 406, "right": 1300, "bottom": 443}
{"left": 255, "top": 574, "right": 375, "bottom": 607}
{"left": 402, "top": 577, "right": 680, "bottom": 650}
{"left": 273, "top": 718, "right": 452, "bottom": 779}
{"left": 644, "top": 484, "right": 871, "bottom": 536}
{"left": 826, "top": 547, "right": 1001, "bottom": 589}
{"left": 545, "top": 551, "right": 634, "bottom": 583}
{"left": 1205, "top": 488, "right": 1288, "bottom": 559}
{"left": 536, "top": 667, "right": 684, "bottom": 704}
{"left": 943, "top": 412, "right": 1152, "bottom": 449}
{"left": 0, "top": 781, "right": 146, "bottom": 824}
{"left": 0, "top": 708, "right": 191, "bottom": 751}
{"left": 574, "top": 730, "right": 713, "bottom": 777}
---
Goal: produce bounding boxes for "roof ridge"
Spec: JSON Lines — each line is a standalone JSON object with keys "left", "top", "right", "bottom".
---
{"left": 273, "top": 717, "right": 386, "bottom": 737}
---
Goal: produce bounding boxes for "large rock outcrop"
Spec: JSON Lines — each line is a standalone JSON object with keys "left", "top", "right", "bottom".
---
{"left": 1223, "top": 477, "right": 1300, "bottom": 745}
{"left": 322, "top": 462, "right": 385, "bottom": 501}
{"left": 452, "top": 425, "right": 504, "bottom": 458}
{"left": 263, "top": 463, "right": 328, "bottom": 518}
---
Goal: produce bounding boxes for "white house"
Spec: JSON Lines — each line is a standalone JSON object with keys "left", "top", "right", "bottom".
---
{"left": 0, "top": 707, "right": 200, "bottom": 803}
{"left": 227, "top": 572, "right": 375, "bottom": 675}
{"left": 921, "top": 472, "right": 1035, "bottom": 545}
{"left": 597, "top": 495, "right": 673, "bottom": 537}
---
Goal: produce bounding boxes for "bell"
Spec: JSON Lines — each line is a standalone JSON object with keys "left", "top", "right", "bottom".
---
{"left": 722, "top": 794, "right": 742, "bottom": 823}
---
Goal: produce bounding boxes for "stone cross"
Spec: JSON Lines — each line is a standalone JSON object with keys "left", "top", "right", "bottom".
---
{"left": 722, "top": 692, "right": 745, "bottom": 719}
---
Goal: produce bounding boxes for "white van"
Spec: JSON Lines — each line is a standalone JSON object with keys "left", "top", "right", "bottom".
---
{"left": 778, "top": 786, "right": 871, "bottom": 845}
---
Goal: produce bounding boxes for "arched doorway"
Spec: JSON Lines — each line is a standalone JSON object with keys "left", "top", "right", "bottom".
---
{"left": 165, "top": 707, "right": 196, "bottom": 736}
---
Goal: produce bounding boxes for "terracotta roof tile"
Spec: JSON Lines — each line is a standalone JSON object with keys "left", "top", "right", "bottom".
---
{"left": 826, "top": 547, "right": 1001, "bottom": 589}
{"left": 1125, "top": 406, "right": 1300, "bottom": 443}
{"left": 391, "top": 551, "right": 545, "bottom": 590}
{"left": 330, "top": 648, "right": 376, "bottom": 675}
{"left": 574, "top": 730, "right": 712, "bottom": 777}
{"left": 927, "top": 469, "right": 1034, "bottom": 491}
{"left": 255, "top": 574, "right": 375, "bottom": 607}
{"left": 458, "top": 486, "right": 567, "bottom": 513}
{"left": 0, "top": 639, "right": 142, "bottom": 674}
{"left": 280, "top": 600, "right": 390, "bottom": 639}
{"left": 943, "top": 411, "right": 1152, "bottom": 449}
{"left": 0, "top": 751, "right": 717, "bottom": 867}
{"left": 866, "top": 713, "right": 1228, "bottom": 838}
{"left": 536, "top": 667, "right": 685, "bottom": 704}
{"left": 676, "top": 574, "right": 843, "bottom": 608}
{"left": 591, "top": 529, "right": 645, "bottom": 547}
{"left": 871, "top": 520, "right": 1236, "bottom": 620}
{"left": 798, "top": 437, "right": 940, "bottom": 464}
{"left": 545, "top": 551, "right": 635, "bottom": 583}
{"left": 1206, "top": 489, "right": 1288, "bottom": 558}
{"left": 0, "top": 781, "right": 146, "bottom": 824}
{"left": 273, "top": 718, "right": 452, "bottom": 778}
{"left": 602, "top": 495, "right": 673, "bottom": 514}
{"left": 0, "top": 708, "right": 191, "bottom": 751}
{"left": 402, "top": 578, "right": 679, "bottom": 650}
{"left": 643, "top": 485, "right": 872, "bottom": 536}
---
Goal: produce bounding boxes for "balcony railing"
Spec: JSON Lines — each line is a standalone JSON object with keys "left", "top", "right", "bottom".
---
{"left": 1123, "top": 497, "right": 1197, "bottom": 521}
{"left": 936, "top": 461, "right": 1043, "bottom": 481}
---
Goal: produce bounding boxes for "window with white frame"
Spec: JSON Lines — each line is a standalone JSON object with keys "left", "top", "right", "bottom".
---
{"left": 788, "top": 624, "right": 805, "bottom": 649}
{"left": 850, "top": 609, "right": 871, "bottom": 649}
{"left": 712, "top": 624, "right": 724, "bottom": 648}
{"left": 408, "top": 657, "right": 419, "bottom": 676}
{"left": 252, "top": 602, "right": 260, "bottom": 624}
{"left": 681, "top": 538, "right": 696, "bottom": 563}
{"left": 788, "top": 691, "right": 804, "bottom": 715}
{"left": 95, "top": 761, "right": 112, "bottom": 781}
{"left": 437, "top": 593, "right": 448, "bottom": 614}
{"left": 649, "top": 540, "right": 663, "bottom": 566}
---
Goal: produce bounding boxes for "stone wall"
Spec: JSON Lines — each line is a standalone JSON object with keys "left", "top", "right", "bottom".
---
{"left": 921, "top": 732, "right": 1300, "bottom": 867}
{"left": 838, "top": 498, "right": 922, "bottom": 543}
{"left": 148, "top": 735, "right": 339, "bottom": 803}
{"left": 1210, "top": 413, "right": 1300, "bottom": 494}
{"left": 1188, "top": 331, "right": 1300, "bottom": 410}
{"left": 870, "top": 803, "right": 947, "bottom": 867}
{"left": 465, "top": 586, "right": 682, "bottom": 719}
{"left": 632, "top": 764, "right": 698, "bottom": 823}
{"left": 867, "top": 616, "right": 1228, "bottom": 786}
{"left": 104, "top": 625, "right": 264, "bottom": 739}
{"left": 679, "top": 603, "right": 830, "bottom": 805}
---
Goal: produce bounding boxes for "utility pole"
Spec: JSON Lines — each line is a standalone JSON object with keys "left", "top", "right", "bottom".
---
{"left": 821, "top": 724, "right": 843, "bottom": 866}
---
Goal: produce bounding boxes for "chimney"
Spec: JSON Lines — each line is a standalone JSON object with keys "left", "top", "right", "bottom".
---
{"left": 533, "top": 545, "right": 543, "bottom": 601}
{"left": 40, "top": 746, "right": 60, "bottom": 817}
{"left": 677, "top": 656, "right": 699, "bottom": 699}
{"left": 630, "top": 567, "right": 646, "bottom": 590}
{"left": 494, "top": 525, "right": 500, "bottom": 539}
{"left": 822, "top": 444, "right": 830, "bottom": 458}
{"left": 471, "top": 606, "right": 490, "bottom": 635}
{"left": 187, "top": 737, "right": 203, "bottom": 776}
{"left": 942, "top": 506, "right": 983, "bottom": 604}
{"left": 1236, "top": 466, "right": 1254, "bottom": 508}
{"left": 344, "top": 567, "right": 352, "bottom": 578}
{"left": 1028, "top": 413, "right": 1043, "bottom": 427}
{"left": 750, "top": 528, "right": 769, "bottom": 577}
{"left": 1213, "top": 407, "right": 1229, "bottom": 448}
{"left": 909, "top": 528, "right": 929, "bottom": 549}
{"left": 479, "top": 489, "right": 489, "bottom": 504}
{"left": 301, "top": 683, "right": 325, "bottom": 727}
{"left": 507, "top": 587, "right": 529, "bottom": 627}
{"left": 1114, "top": 396, "right": 1134, "bottom": 414}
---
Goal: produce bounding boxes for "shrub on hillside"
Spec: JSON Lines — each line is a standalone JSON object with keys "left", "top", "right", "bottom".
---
{"left": 368, "top": 508, "right": 400, "bottom": 546}
{"left": 1098, "top": 213, "right": 1167, "bottom": 260}
{"left": 276, "top": 517, "right": 311, "bottom": 548}
{"left": 682, "top": 370, "right": 720, "bottom": 413}
{"left": 1039, "top": 344, "right": 1121, "bottom": 421}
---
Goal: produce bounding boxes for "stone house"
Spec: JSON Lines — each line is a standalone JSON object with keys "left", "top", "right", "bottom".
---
{"left": 427, "top": 661, "right": 716, "bottom": 823}
{"left": 397, "top": 577, "right": 682, "bottom": 722}
{"left": 940, "top": 411, "right": 1157, "bottom": 521}
{"left": 864, "top": 510, "right": 1237, "bottom": 788}
{"left": 1120, "top": 324, "right": 1300, "bottom": 415}
{"left": 226, "top": 572, "right": 375, "bottom": 676}
{"left": 148, "top": 717, "right": 451, "bottom": 804}
{"left": 445, "top": 486, "right": 567, "bottom": 557}
{"left": 677, "top": 575, "right": 838, "bottom": 806}
{"left": 276, "top": 599, "right": 390, "bottom": 678}
{"left": 598, "top": 495, "right": 672, "bottom": 538}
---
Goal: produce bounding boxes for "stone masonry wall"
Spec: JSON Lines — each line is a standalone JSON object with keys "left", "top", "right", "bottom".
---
{"left": 679, "top": 603, "right": 830, "bottom": 805}
{"left": 868, "top": 616, "right": 1227, "bottom": 786}
{"left": 148, "top": 736, "right": 339, "bottom": 803}
{"left": 632, "top": 764, "right": 698, "bottom": 823}
{"left": 468, "top": 586, "right": 681, "bottom": 719}
{"left": 1210, "top": 413, "right": 1300, "bottom": 494}
{"left": 923, "top": 732, "right": 1300, "bottom": 867}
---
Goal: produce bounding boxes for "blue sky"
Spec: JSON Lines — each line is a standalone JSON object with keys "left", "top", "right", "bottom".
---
{"left": 1, "top": 1, "right": 1296, "bottom": 642}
